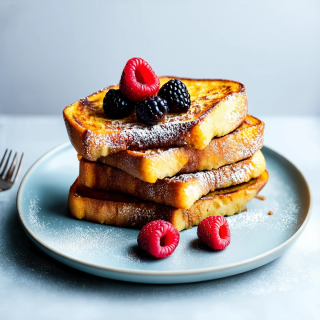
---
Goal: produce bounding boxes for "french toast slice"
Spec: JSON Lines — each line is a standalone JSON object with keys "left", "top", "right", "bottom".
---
{"left": 79, "top": 150, "right": 266, "bottom": 209}
{"left": 96, "top": 115, "right": 264, "bottom": 183}
{"left": 69, "top": 171, "right": 269, "bottom": 231}
{"left": 63, "top": 77, "right": 248, "bottom": 160}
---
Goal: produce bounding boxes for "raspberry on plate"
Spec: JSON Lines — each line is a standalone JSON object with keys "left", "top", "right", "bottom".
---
{"left": 136, "top": 96, "right": 168, "bottom": 126}
{"left": 137, "top": 220, "right": 180, "bottom": 259}
{"left": 197, "top": 216, "right": 231, "bottom": 251}
{"left": 120, "top": 57, "right": 160, "bottom": 102}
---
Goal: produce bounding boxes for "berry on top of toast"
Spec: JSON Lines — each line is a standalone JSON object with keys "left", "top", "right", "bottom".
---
{"left": 120, "top": 57, "right": 160, "bottom": 102}
{"left": 158, "top": 79, "right": 191, "bottom": 113}
{"left": 136, "top": 96, "right": 168, "bottom": 126}
{"left": 103, "top": 89, "right": 135, "bottom": 119}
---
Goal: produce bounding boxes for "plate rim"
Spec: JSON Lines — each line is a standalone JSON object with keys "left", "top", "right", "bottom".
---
{"left": 17, "top": 142, "right": 312, "bottom": 277}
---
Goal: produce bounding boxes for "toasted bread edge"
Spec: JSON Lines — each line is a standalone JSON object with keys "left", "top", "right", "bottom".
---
{"left": 68, "top": 171, "right": 268, "bottom": 231}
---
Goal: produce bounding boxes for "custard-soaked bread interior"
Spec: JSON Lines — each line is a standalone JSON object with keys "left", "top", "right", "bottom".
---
{"left": 63, "top": 77, "right": 248, "bottom": 160}
{"left": 79, "top": 150, "right": 266, "bottom": 209}
{"left": 96, "top": 115, "right": 264, "bottom": 183}
{"left": 69, "top": 171, "right": 268, "bottom": 231}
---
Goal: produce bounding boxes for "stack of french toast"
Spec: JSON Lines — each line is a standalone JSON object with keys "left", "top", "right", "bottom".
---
{"left": 63, "top": 76, "right": 268, "bottom": 232}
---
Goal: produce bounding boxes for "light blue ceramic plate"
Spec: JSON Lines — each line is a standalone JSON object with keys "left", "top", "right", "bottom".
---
{"left": 17, "top": 143, "right": 311, "bottom": 284}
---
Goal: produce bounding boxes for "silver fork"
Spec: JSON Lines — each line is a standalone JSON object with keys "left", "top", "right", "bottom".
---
{"left": 0, "top": 149, "right": 24, "bottom": 191}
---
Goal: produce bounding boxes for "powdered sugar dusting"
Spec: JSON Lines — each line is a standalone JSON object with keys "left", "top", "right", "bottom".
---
{"left": 28, "top": 193, "right": 44, "bottom": 229}
{"left": 86, "top": 121, "right": 193, "bottom": 156}
{"left": 26, "top": 191, "right": 144, "bottom": 266}
{"left": 86, "top": 151, "right": 266, "bottom": 209}
{"left": 67, "top": 79, "right": 248, "bottom": 158}
{"left": 97, "top": 116, "right": 264, "bottom": 182}
{"left": 168, "top": 151, "right": 263, "bottom": 196}
{"left": 228, "top": 203, "right": 300, "bottom": 232}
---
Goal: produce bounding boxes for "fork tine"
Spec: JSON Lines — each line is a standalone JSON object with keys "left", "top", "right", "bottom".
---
{"left": 0, "top": 149, "right": 8, "bottom": 169}
{"left": 5, "top": 152, "right": 18, "bottom": 180}
{"left": 13, "top": 153, "right": 24, "bottom": 183}
{"left": 0, "top": 150, "right": 12, "bottom": 177}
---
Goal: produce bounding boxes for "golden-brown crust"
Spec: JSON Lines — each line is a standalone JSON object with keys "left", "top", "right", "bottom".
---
{"left": 97, "top": 115, "right": 264, "bottom": 182}
{"left": 69, "top": 171, "right": 269, "bottom": 231}
{"left": 79, "top": 150, "right": 266, "bottom": 209}
{"left": 63, "top": 77, "right": 248, "bottom": 159}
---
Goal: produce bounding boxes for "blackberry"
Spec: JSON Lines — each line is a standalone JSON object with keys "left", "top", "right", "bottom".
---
{"left": 158, "top": 79, "right": 191, "bottom": 112}
{"left": 103, "top": 89, "right": 135, "bottom": 119}
{"left": 136, "top": 96, "right": 168, "bottom": 126}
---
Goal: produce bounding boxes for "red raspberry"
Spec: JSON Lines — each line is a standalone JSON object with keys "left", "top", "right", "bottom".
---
{"left": 137, "top": 220, "right": 180, "bottom": 259}
{"left": 119, "top": 57, "right": 160, "bottom": 102}
{"left": 197, "top": 216, "right": 231, "bottom": 251}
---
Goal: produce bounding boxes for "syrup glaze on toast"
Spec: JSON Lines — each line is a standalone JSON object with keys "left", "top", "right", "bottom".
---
{"left": 64, "top": 77, "right": 247, "bottom": 159}
{"left": 96, "top": 115, "right": 264, "bottom": 183}
{"left": 69, "top": 171, "right": 268, "bottom": 231}
{"left": 79, "top": 150, "right": 266, "bottom": 209}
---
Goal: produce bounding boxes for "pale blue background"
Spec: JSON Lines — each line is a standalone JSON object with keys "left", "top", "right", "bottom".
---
{"left": 1, "top": 0, "right": 320, "bottom": 115}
